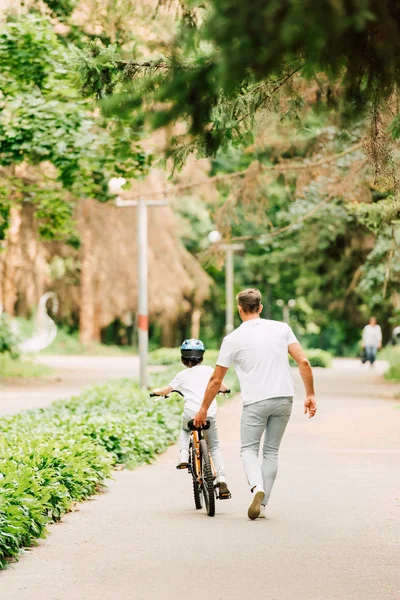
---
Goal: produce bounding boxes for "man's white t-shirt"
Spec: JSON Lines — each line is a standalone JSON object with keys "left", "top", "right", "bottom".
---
{"left": 362, "top": 324, "right": 382, "bottom": 347}
{"left": 169, "top": 364, "right": 217, "bottom": 416}
{"left": 217, "top": 318, "right": 298, "bottom": 406}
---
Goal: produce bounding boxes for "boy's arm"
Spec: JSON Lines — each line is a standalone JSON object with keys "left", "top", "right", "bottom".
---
{"left": 152, "top": 385, "right": 173, "bottom": 396}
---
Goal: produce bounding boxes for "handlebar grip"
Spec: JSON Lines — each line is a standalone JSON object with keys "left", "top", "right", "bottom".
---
{"left": 222, "top": 389, "right": 231, "bottom": 394}
{"left": 188, "top": 419, "right": 211, "bottom": 431}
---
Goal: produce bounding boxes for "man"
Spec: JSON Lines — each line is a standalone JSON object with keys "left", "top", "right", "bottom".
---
{"left": 194, "top": 288, "right": 317, "bottom": 520}
{"left": 362, "top": 317, "right": 382, "bottom": 366}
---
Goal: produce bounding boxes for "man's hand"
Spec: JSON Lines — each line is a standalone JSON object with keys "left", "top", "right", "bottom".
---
{"left": 304, "top": 394, "right": 317, "bottom": 418}
{"left": 194, "top": 407, "right": 207, "bottom": 428}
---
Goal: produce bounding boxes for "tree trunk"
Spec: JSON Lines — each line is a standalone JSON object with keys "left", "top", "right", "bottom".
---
{"left": 162, "top": 320, "right": 177, "bottom": 348}
{"left": 2, "top": 206, "right": 22, "bottom": 315}
{"left": 79, "top": 202, "right": 97, "bottom": 344}
{"left": 191, "top": 307, "right": 202, "bottom": 339}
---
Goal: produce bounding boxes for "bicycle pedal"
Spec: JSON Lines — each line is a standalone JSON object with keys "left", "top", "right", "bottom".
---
{"left": 176, "top": 463, "right": 189, "bottom": 470}
{"left": 219, "top": 493, "right": 232, "bottom": 500}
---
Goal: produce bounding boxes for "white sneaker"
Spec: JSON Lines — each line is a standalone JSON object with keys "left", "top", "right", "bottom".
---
{"left": 259, "top": 506, "right": 266, "bottom": 519}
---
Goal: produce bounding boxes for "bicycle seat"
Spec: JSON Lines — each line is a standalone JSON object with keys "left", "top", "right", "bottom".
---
{"left": 188, "top": 419, "right": 210, "bottom": 431}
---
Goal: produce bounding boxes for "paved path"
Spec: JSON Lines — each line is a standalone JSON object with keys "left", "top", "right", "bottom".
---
{"left": 0, "top": 355, "right": 140, "bottom": 415}
{"left": 1, "top": 361, "right": 399, "bottom": 599}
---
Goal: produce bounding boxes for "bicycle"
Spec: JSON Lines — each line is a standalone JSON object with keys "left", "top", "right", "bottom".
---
{"left": 150, "top": 389, "right": 231, "bottom": 517}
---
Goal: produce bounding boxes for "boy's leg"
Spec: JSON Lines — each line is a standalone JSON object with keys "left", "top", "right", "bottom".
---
{"left": 204, "top": 417, "right": 226, "bottom": 482}
{"left": 262, "top": 397, "right": 293, "bottom": 505}
{"left": 178, "top": 416, "right": 191, "bottom": 464}
{"left": 240, "top": 400, "right": 268, "bottom": 491}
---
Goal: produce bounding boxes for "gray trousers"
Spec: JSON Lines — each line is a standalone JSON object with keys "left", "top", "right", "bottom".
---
{"left": 240, "top": 396, "right": 293, "bottom": 505}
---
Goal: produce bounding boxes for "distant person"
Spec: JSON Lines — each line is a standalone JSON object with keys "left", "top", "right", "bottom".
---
{"left": 362, "top": 317, "right": 382, "bottom": 366}
{"left": 194, "top": 288, "right": 317, "bottom": 520}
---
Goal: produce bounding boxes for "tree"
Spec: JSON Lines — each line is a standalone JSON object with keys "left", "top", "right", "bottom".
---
{"left": 0, "top": 14, "right": 149, "bottom": 242}
{"left": 76, "top": 1, "right": 400, "bottom": 153}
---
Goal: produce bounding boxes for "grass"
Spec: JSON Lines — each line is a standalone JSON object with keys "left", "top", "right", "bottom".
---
{"left": 379, "top": 346, "right": 400, "bottom": 382}
{"left": 14, "top": 318, "right": 135, "bottom": 356}
{"left": 0, "top": 353, "right": 53, "bottom": 381}
{"left": 0, "top": 378, "right": 183, "bottom": 568}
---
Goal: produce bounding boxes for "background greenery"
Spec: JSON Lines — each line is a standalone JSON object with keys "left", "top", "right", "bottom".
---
{"left": 1, "top": 1, "right": 399, "bottom": 359}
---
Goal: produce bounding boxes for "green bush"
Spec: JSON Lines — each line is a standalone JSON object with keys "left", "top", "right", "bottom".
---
{"left": 0, "top": 379, "right": 183, "bottom": 568}
{"left": 304, "top": 348, "right": 332, "bottom": 368}
{"left": 380, "top": 346, "right": 400, "bottom": 381}
{"left": 290, "top": 348, "right": 332, "bottom": 368}
{"left": 0, "top": 315, "right": 20, "bottom": 359}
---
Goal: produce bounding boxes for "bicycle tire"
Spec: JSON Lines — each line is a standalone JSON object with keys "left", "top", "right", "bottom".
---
{"left": 190, "top": 446, "right": 203, "bottom": 510}
{"left": 200, "top": 439, "right": 215, "bottom": 517}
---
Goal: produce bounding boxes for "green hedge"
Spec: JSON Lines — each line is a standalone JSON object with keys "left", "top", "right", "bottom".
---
{"left": 0, "top": 314, "right": 20, "bottom": 359}
{"left": 0, "top": 380, "right": 183, "bottom": 568}
{"left": 304, "top": 348, "right": 332, "bottom": 368}
{"left": 379, "top": 346, "right": 400, "bottom": 381}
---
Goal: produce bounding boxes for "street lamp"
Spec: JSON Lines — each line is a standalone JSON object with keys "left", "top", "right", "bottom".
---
{"left": 276, "top": 298, "right": 296, "bottom": 323}
{"left": 109, "top": 177, "right": 168, "bottom": 389}
{"left": 208, "top": 230, "right": 244, "bottom": 334}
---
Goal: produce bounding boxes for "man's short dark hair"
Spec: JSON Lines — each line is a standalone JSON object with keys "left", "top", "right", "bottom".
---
{"left": 237, "top": 288, "right": 262, "bottom": 314}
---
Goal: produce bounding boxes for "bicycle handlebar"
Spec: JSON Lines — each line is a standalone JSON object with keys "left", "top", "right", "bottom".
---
{"left": 188, "top": 419, "right": 210, "bottom": 431}
{"left": 151, "top": 389, "right": 230, "bottom": 399}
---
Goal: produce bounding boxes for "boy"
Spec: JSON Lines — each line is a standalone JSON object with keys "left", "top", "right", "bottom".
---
{"left": 152, "top": 338, "right": 231, "bottom": 499}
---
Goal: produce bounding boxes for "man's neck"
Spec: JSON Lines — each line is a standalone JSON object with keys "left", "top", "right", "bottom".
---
{"left": 241, "top": 313, "right": 261, "bottom": 323}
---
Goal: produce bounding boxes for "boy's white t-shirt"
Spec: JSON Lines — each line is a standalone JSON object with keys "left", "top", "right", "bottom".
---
{"left": 217, "top": 318, "right": 298, "bottom": 406}
{"left": 169, "top": 364, "right": 217, "bottom": 416}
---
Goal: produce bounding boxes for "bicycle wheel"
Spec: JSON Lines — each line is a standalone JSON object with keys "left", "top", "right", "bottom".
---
{"left": 190, "top": 445, "right": 203, "bottom": 510}
{"left": 200, "top": 439, "right": 215, "bottom": 517}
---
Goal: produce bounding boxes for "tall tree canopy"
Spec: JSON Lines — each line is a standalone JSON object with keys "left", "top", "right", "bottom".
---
{"left": 0, "top": 11, "right": 149, "bottom": 241}
{"left": 76, "top": 1, "right": 400, "bottom": 154}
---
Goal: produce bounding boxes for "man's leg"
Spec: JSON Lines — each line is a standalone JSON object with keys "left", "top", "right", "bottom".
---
{"left": 240, "top": 400, "right": 267, "bottom": 491}
{"left": 370, "top": 346, "right": 377, "bottom": 365}
{"left": 204, "top": 418, "right": 226, "bottom": 482}
{"left": 262, "top": 397, "right": 293, "bottom": 505}
{"left": 365, "top": 346, "right": 377, "bottom": 365}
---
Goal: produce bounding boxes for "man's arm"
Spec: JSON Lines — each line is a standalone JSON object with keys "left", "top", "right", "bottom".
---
{"left": 193, "top": 366, "right": 228, "bottom": 426}
{"left": 288, "top": 342, "right": 317, "bottom": 418}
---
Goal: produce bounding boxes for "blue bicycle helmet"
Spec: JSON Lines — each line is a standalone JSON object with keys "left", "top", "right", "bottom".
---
{"left": 180, "top": 338, "right": 205, "bottom": 360}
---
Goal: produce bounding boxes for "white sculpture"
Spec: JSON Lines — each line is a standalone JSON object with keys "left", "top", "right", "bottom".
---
{"left": 19, "top": 292, "right": 59, "bottom": 353}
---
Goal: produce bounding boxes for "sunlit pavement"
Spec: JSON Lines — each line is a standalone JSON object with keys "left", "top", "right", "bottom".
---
{"left": 0, "top": 355, "right": 140, "bottom": 415}
{"left": 1, "top": 360, "right": 399, "bottom": 600}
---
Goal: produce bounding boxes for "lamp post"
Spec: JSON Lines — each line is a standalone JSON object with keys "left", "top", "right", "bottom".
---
{"left": 276, "top": 298, "right": 296, "bottom": 324}
{"left": 109, "top": 178, "right": 167, "bottom": 389}
{"left": 208, "top": 230, "right": 244, "bottom": 334}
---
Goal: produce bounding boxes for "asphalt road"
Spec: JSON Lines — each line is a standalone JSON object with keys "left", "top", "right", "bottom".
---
{"left": 0, "top": 355, "right": 140, "bottom": 415}
{"left": 1, "top": 361, "right": 399, "bottom": 600}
